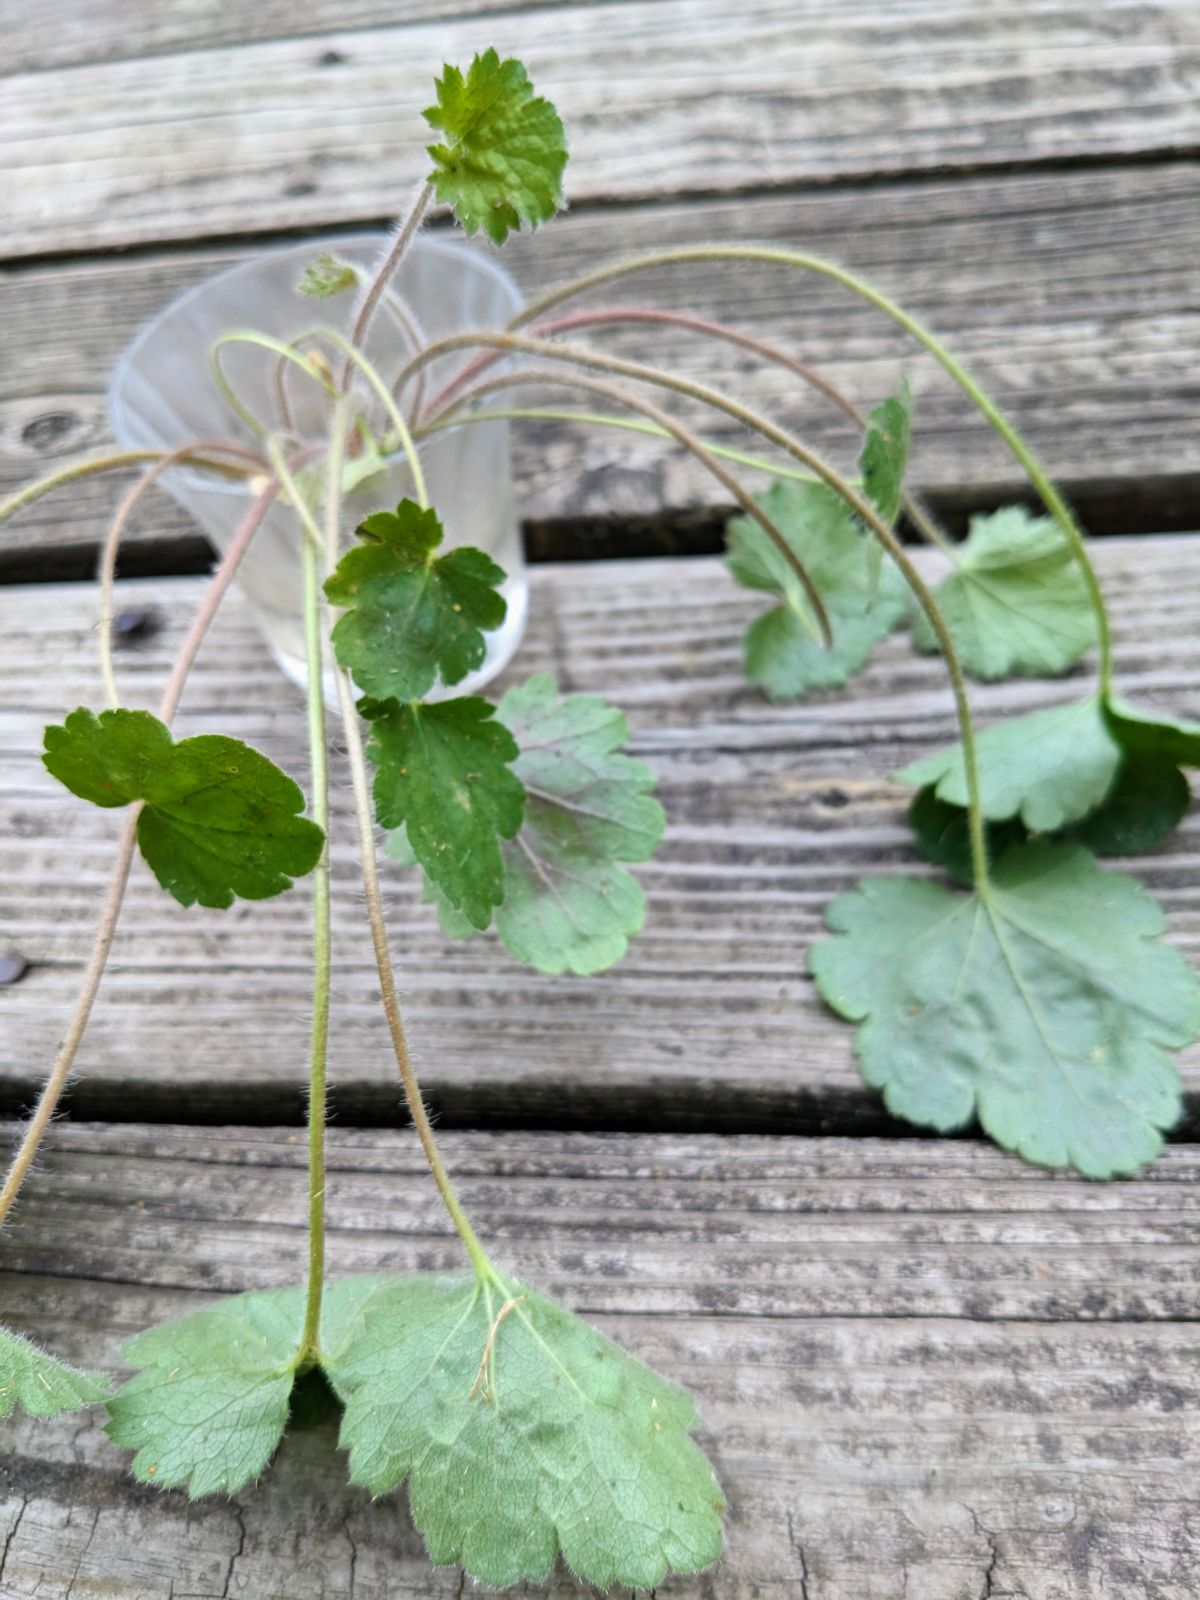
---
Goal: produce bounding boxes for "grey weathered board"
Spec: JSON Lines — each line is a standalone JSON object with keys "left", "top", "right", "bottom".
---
{"left": 3, "top": 165, "right": 1199, "bottom": 578}
{"left": 1, "top": 1124, "right": 1197, "bottom": 1597}
{"left": 5, "top": 0, "right": 1199, "bottom": 257}
{"left": 1, "top": 536, "right": 1198, "bottom": 1127}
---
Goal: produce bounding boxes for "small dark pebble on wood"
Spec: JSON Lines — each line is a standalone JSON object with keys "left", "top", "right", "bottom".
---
{"left": 112, "top": 607, "right": 158, "bottom": 640}
{"left": 0, "top": 953, "right": 29, "bottom": 987}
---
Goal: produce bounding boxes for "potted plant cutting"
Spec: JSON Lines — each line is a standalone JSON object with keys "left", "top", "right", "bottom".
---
{"left": 2, "top": 47, "right": 1198, "bottom": 1592}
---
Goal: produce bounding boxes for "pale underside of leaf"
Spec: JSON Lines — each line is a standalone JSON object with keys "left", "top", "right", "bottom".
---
{"left": 328, "top": 1271, "right": 725, "bottom": 1590}
{"left": 811, "top": 844, "right": 1199, "bottom": 1176}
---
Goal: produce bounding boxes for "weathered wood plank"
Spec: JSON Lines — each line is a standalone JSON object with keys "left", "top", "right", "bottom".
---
{"left": 3, "top": 166, "right": 1199, "bottom": 577}
{"left": 0, "top": 537, "right": 1197, "bottom": 1125}
{"left": 2, "top": 1125, "right": 1198, "bottom": 1597}
{"left": 4, "top": 1, "right": 1199, "bottom": 258}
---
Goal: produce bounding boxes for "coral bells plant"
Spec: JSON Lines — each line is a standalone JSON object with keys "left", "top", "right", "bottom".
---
{"left": 2, "top": 47, "right": 1198, "bottom": 1590}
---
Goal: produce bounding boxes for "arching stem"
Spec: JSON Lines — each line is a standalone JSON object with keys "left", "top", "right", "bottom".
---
{"left": 0, "top": 475, "right": 288, "bottom": 1229}
{"left": 0, "top": 448, "right": 259, "bottom": 529}
{"left": 510, "top": 246, "right": 1111, "bottom": 689}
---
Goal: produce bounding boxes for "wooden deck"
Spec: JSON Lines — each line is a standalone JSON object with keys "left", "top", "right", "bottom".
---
{"left": 2, "top": 4, "right": 1198, "bottom": 1596}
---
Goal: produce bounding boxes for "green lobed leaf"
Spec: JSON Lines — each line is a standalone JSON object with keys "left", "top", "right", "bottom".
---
{"left": 1, "top": 1323, "right": 108, "bottom": 1420}
{"left": 297, "top": 252, "right": 359, "bottom": 298}
{"left": 388, "top": 675, "right": 665, "bottom": 974}
{"left": 42, "top": 709, "right": 324, "bottom": 909}
{"left": 328, "top": 1271, "right": 725, "bottom": 1590}
{"left": 105, "top": 1278, "right": 390, "bottom": 1497}
{"left": 913, "top": 507, "right": 1097, "bottom": 680}
{"left": 325, "top": 500, "right": 507, "bottom": 701}
{"left": 365, "top": 695, "right": 525, "bottom": 928}
{"left": 424, "top": 50, "right": 568, "bottom": 245}
{"left": 859, "top": 379, "right": 912, "bottom": 528}
{"left": 811, "top": 844, "right": 1200, "bottom": 1176}
{"left": 726, "top": 481, "right": 907, "bottom": 701}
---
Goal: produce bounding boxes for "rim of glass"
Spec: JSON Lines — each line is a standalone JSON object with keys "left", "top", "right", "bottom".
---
{"left": 107, "top": 231, "right": 524, "bottom": 496}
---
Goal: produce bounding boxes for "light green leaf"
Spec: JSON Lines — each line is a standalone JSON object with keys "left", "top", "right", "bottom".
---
{"left": 424, "top": 50, "right": 567, "bottom": 244}
{"left": 365, "top": 696, "right": 525, "bottom": 928}
{"left": 913, "top": 507, "right": 1097, "bottom": 679}
{"left": 42, "top": 709, "right": 324, "bottom": 909}
{"left": 811, "top": 844, "right": 1199, "bottom": 1176}
{"left": 726, "top": 481, "right": 906, "bottom": 700}
{"left": 0, "top": 1324, "right": 108, "bottom": 1420}
{"left": 297, "top": 252, "right": 359, "bottom": 299}
{"left": 897, "top": 697, "right": 1121, "bottom": 832}
{"left": 328, "top": 1271, "right": 725, "bottom": 1590}
{"left": 325, "top": 501, "right": 507, "bottom": 701}
{"left": 389, "top": 675, "right": 665, "bottom": 974}
{"left": 104, "top": 1278, "right": 389, "bottom": 1497}
{"left": 859, "top": 379, "right": 912, "bottom": 528}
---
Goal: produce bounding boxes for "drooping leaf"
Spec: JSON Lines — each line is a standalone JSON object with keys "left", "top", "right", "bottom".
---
{"left": 913, "top": 507, "right": 1096, "bottom": 679}
{"left": 424, "top": 50, "right": 567, "bottom": 244}
{"left": 726, "top": 481, "right": 906, "bottom": 700}
{"left": 1106, "top": 698, "right": 1200, "bottom": 768}
{"left": 0, "top": 1323, "right": 108, "bottom": 1420}
{"left": 859, "top": 379, "right": 912, "bottom": 528}
{"left": 388, "top": 675, "right": 665, "bottom": 974}
{"left": 325, "top": 501, "right": 507, "bottom": 701}
{"left": 811, "top": 844, "right": 1199, "bottom": 1176}
{"left": 897, "top": 697, "right": 1121, "bottom": 832}
{"left": 365, "top": 695, "right": 525, "bottom": 928}
{"left": 1069, "top": 758, "right": 1191, "bottom": 856}
{"left": 297, "top": 252, "right": 359, "bottom": 299}
{"left": 42, "top": 709, "right": 324, "bottom": 909}
{"left": 104, "top": 1278, "right": 389, "bottom": 1498}
{"left": 327, "top": 1271, "right": 725, "bottom": 1590}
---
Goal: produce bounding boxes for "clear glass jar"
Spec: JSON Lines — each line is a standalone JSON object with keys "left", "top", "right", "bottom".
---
{"left": 109, "top": 233, "right": 527, "bottom": 696}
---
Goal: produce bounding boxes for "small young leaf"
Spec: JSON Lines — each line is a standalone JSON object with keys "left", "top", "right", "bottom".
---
{"left": 325, "top": 501, "right": 506, "bottom": 701}
{"left": 811, "top": 844, "right": 1199, "bottom": 1176}
{"left": 297, "top": 251, "right": 360, "bottom": 299}
{"left": 365, "top": 696, "right": 525, "bottom": 928}
{"left": 105, "top": 1278, "right": 389, "bottom": 1497}
{"left": 1, "top": 1323, "right": 108, "bottom": 1420}
{"left": 389, "top": 675, "right": 665, "bottom": 974}
{"left": 327, "top": 1272, "right": 725, "bottom": 1590}
{"left": 424, "top": 50, "right": 567, "bottom": 244}
{"left": 913, "top": 507, "right": 1097, "bottom": 679}
{"left": 726, "top": 481, "right": 906, "bottom": 700}
{"left": 43, "top": 709, "right": 324, "bottom": 909}
{"left": 859, "top": 379, "right": 912, "bottom": 528}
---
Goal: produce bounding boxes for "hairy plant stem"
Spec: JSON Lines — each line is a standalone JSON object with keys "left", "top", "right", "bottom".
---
{"left": 432, "top": 364, "right": 833, "bottom": 643}
{"left": 270, "top": 422, "right": 492, "bottom": 1279}
{"left": 0, "top": 448, "right": 259, "bottom": 529}
{"left": 511, "top": 246, "right": 1112, "bottom": 688}
{"left": 0, "top": 476, "right": 287, "bottom": 1229}
{"left": 314, "top": 331, "right": 430, "bottom": 511}
{"left": 403, "top": 327, "right": 991, "bottom": 889}
{"left": 269, "top": 437, "right": 334, "bottom": 1364}
{"left": 99, "top": 442, "right": 262, "bottom": 709}
{"left": 211, "top": 331, "right": 339, "bottom": 440}
{"left": 345, "top": 181, "right": 435, "bottom": 381}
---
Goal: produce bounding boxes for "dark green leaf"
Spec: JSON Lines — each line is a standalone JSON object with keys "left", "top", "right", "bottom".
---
{"left": 1, "top": 1324, "right": 108, "bottom": 1420}
{"left": 424, "top": 50, "right": 568, "bottom": 244}
{"left": 42, "top": 709, "right": 324, "bottom": 908}
{"left": 297, "top": 252, "right": 359, "bottom": 299}
{"left": 726, "top": 481, "right": 906, "bottom": 700}
{"left": 325, "top": 501, "right": 507, "bottom": 700}
{"left": 913, "top": 507, "right": 1096, "bottom": 679}
{"left": 858, "top": 379, "right": 912, "bottom": 527}
{"left": 1069, "top": 759, "right": 1190, "bottom": 856}
{"left": 908, "top": 785, "right": 1027, "bottom": 884}
{"left": 811, "top": 844, "right": 1199, "bottom": 1176}
{"left": 365, "top": 696, "right": 525, "bottom": 928}
{"left": 328, "top": 1271, "right": 725, "bottom": 1590}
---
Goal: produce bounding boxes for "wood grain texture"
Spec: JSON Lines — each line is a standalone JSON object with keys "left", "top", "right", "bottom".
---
{"left": 1, "top": 1123, "right": 1198, "bottom": 1597}
{"left": 1, "top": 537, "right": 1198, "bottom": 1127}
{"left": 4, "top": 0, "right": 1199, "bottom": 258}
{"left": 3, "top": 165, "right": 1199, "bottom": 577}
